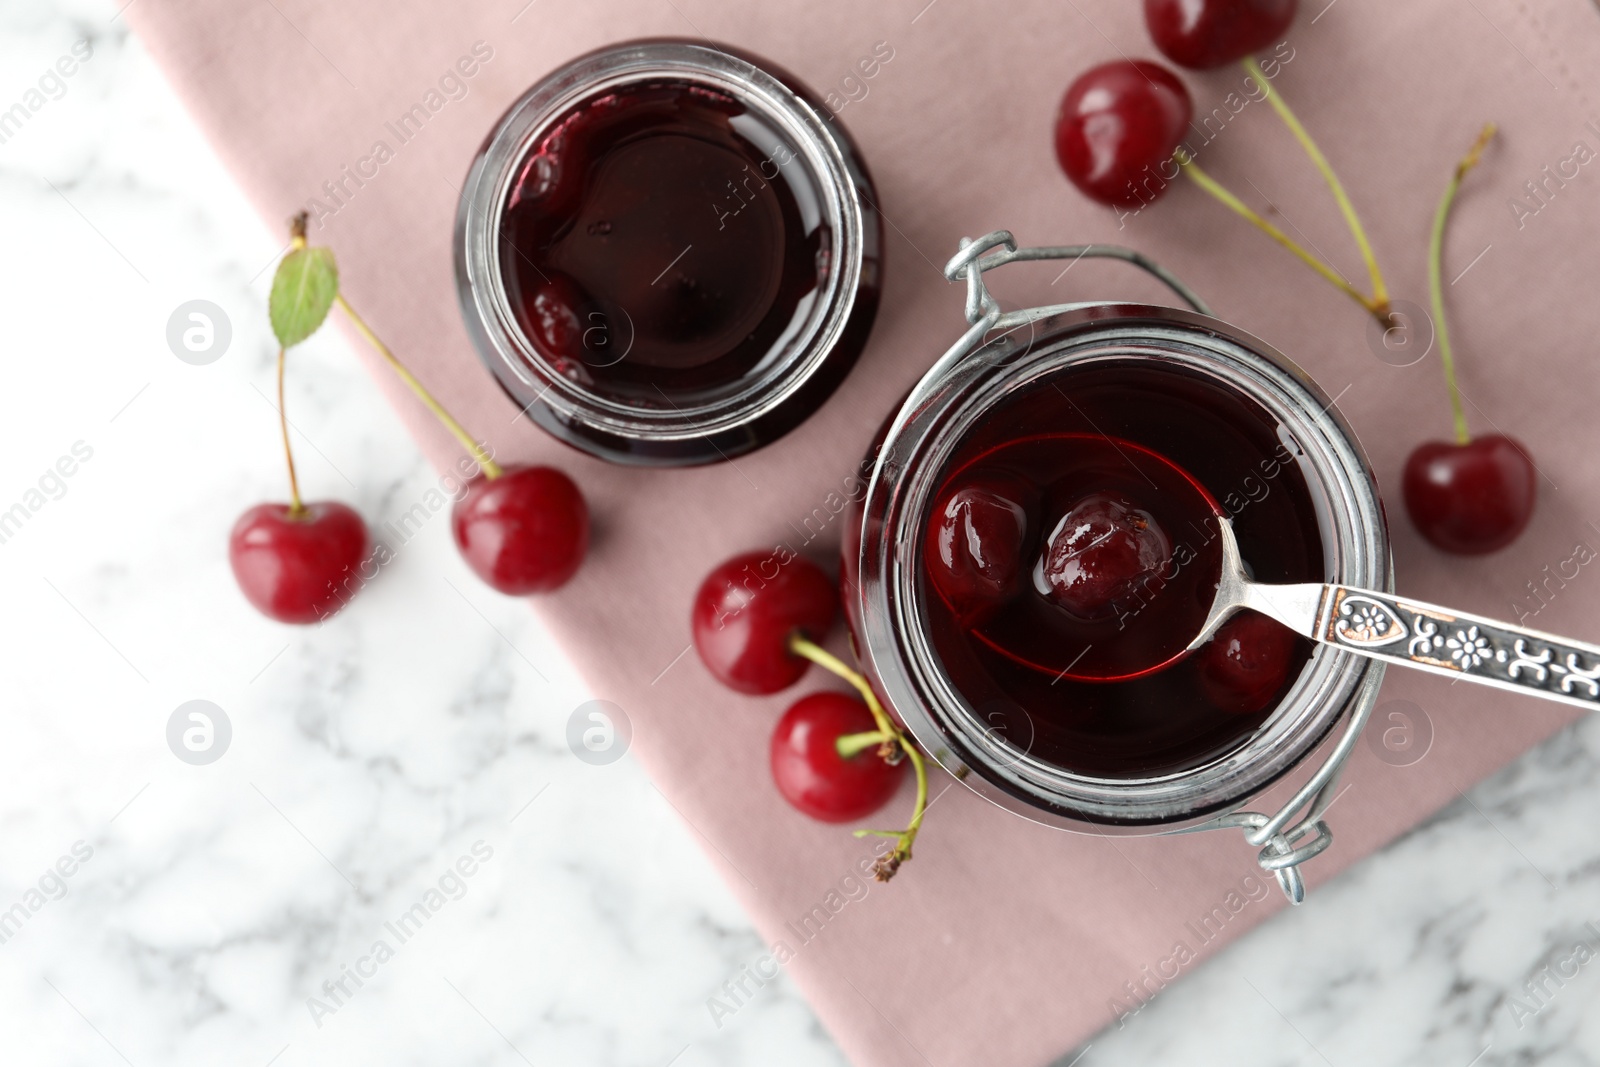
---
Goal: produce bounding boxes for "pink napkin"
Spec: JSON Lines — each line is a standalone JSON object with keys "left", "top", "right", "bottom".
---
{"left": 129, "top": 0, "right": 1600, "bottom": 1062}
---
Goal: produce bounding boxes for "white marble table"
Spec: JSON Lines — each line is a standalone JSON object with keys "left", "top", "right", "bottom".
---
{"left": 5, "top": 1, "right": 1600, "bottom": 1064}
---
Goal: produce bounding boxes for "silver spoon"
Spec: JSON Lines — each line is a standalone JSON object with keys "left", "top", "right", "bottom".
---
{"left": 1188, "top": 517, "right": 1600, "bottom": 711}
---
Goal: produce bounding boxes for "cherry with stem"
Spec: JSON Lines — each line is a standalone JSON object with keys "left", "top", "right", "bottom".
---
{"left": 787, "top": 634, "right": 929, "bottom": 881}
{"left": 690, "top": 550, "right": 931, "bottom": 875}
{"left": 771, "top": 692, "right": 905, "bottom": 823}
{"left": 1054, "top": 50, "right": 1395, "bottom": 326}
{"left": 1403, "top": 123, "right": 1537, "bottom": 555}
{"left": 229, "top": 340, "right": 369, "bottom": 624}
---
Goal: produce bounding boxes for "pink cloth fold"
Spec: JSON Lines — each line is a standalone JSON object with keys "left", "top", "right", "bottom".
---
{"left": 129, "top": 0, "right": 1600, "bottom": 1062}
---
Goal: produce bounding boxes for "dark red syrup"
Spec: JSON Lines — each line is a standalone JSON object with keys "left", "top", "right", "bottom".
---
{"left": 499, "top": 79, "right": 828, "bottom": 406}
{"left": 921, "top": 361, "right": 1324, "bottom": 779}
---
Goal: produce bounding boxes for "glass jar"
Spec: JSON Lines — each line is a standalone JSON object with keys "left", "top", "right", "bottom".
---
{"left": 845, "top": 234, "right": 1391, "bottom": 898}
{"left": 455, "top": 39, "right": 883, "bottom": 466}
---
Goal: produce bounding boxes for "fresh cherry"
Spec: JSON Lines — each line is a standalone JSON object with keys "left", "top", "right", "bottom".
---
{"left": 229, "top": 501, "right": 370, "bottom": 624}
{"left": 925, "top": 475, "right": 1030, "bottom": 620}
{"left": 1199, "top": 610, "right": 1297, "bottom": 713}
{"left": 770, "top": 692, "right": 904, "bottom": 823}
{"left": 1054, "top": 59, "right": 1192, "bottom": 207}
{"left": 693, "top": 551, "right": 837, "bottom": 695}
{"left": 452, "top": 465, "right": 589, "bottom": 594}
{"left": 1034, "top": 492, "right": 1173, "bottom": 620}
{"left": 1402, "top": 435, "right": 1536, "bottom": 555}
{"left": 1144, "top": 0, "right": 1297, "bottom": 70}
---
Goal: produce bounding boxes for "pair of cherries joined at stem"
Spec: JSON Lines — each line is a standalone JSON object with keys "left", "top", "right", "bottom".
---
{"left": 229, "top": 214, "right": 590, "bottom": 625}
{"left": 690, "top": 551, "right": 928, "bottom": 881}
{"left": 1053, "top": 0, "right": 1536, "bottom": 557}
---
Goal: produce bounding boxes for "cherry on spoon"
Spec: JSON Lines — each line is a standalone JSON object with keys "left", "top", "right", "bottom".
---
{"left": 1187, "top": 517, "right": 1600, "bottom": 711}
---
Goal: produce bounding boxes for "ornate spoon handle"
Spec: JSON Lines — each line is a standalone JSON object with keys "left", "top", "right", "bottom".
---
{"left": 1192, "top": 518, "right": 1600, "bottom": 711}
{"left": 1309, "top": 586, "right": 1600, "bottom": 710}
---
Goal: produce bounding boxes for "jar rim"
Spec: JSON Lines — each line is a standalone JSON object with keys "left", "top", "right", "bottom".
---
{"left": 454, "top": 39, "right": 878, "bottom": 464}
{"left": 853, "top": 304, "right": 1391, "bottom": 830}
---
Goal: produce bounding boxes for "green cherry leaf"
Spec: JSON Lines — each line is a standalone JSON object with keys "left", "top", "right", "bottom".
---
{"left": 269, "top": 245, "right": 340, "bottom": 349}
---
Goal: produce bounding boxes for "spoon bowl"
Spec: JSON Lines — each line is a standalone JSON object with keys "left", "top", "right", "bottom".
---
{"left": 959, "top": 434, "right": 1226, "bottom": 683}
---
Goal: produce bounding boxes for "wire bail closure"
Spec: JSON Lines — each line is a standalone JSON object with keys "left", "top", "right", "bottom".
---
{"left": 928, "top": 231, "right": 1378, "bottom": 905}
{"left": 1173, "top": 664, "right": 1381, "bottom": 905}
{"left": 944, "top": 229, "right": 1212, "bottom": 334}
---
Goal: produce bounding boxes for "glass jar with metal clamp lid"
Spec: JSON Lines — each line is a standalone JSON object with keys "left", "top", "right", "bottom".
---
{"left": 844, "top": 230, "right": 1390, "bottom": 903}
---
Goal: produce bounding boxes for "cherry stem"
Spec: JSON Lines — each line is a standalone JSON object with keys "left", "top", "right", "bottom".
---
{"left": 836, "top": 730, "right": 892, "bottom": 759}
{"left": 285, "top": 227, "right": 502, "bottom": 480}
{"left": 789, "top": 633, "right": 929, "bottom": 881}
{"left": 331, "top": 294, "right": 503, "bottom": 479}
{"left": 1430, "top": 122, "right": 1496, "bottom": 447}
{"left": 276, "top": 347, "right": 305, "bottom": 516}
{"left": 1177, "top": 151, "right": 1388, "bottom": 324}
{"left": 1242, "top": 57, "right": 1389, "bottom": 312}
